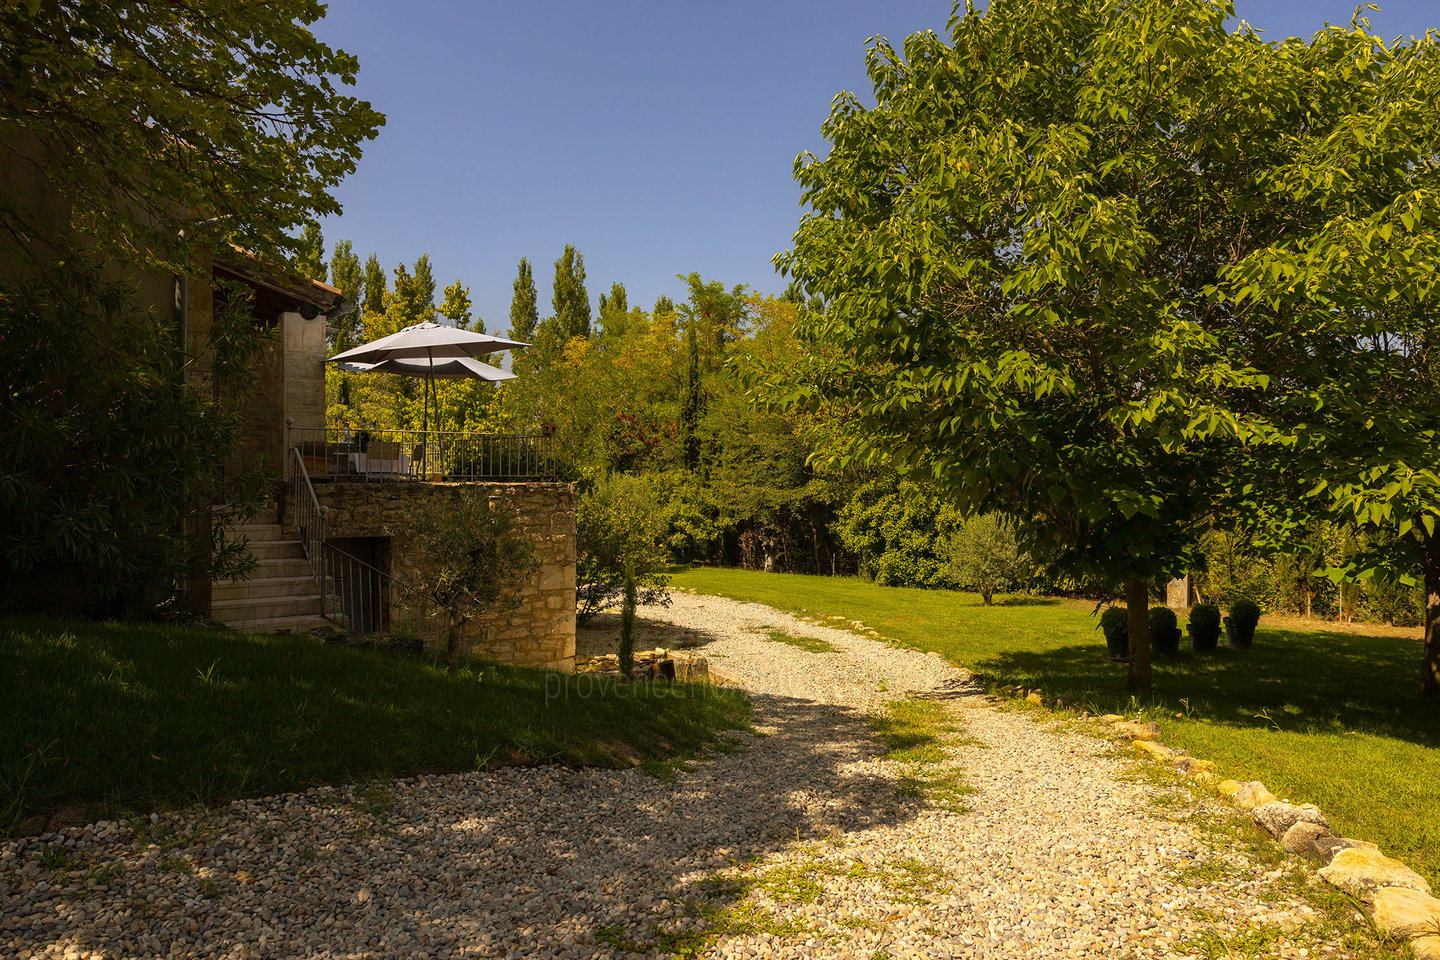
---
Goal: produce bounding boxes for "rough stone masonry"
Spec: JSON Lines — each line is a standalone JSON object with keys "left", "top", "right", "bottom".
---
{"left": 311, "top": 481, "right": 577, "bottom": 671}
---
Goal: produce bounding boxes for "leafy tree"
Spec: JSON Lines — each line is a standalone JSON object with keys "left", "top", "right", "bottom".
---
{"left": 835, "top": 479, "right": 962, "bottom": 588}
{"left": 678, "top": 273, "right": 747, "bottom": 356}
{"left": 0, "top": 263, "right": 266, "bottom": 614}
{"left": 439, "top": 280, "right": 475, "bottom": 331}
{"left": 947, "top": 514, "right": 1027, "bottom": 605}
{"left": 509, "top": 257, "right": 539, "bottom": 342}
{"left": 598, "top": 282, "right": 630, "bottom": 340}
{"left": 653, "top": 294, "right": 676, "bottom": 317}
{"left": 296, "top": 221, "right": 326, "bottom": 280}
{"left": 0, "top": 0, "right": 383, "bottom": 274}
{"left": 328, "top": 240, "right": 363, "bottom": 349}
{"left": 576, "top": 476, "right": 671, "bottom": 675}
{"left": 402, "top": 491, "right": 537, "bottom": 672}
{"left": 361, "top": 254, "right": 387, "bottom": 316}
{"left": 777, "top": 0, "right": 1341, "bottom": 691}
{"left": 680, "top": 314, "right": 702, "bottom": 472}
{"left": 411, "top": 254, "right": 436, "bottom": 316}
{"left": 551, "top": 244, "right": 591, "bottom": 341}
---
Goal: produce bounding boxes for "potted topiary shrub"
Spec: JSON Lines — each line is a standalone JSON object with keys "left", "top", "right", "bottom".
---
{"left": 1187, "top": 603, "right": 1222, "bottom": 653}
{"left": 1148, "top": 606, "right": 1182, "bottom": 658}
{"left": 1225, "top": 599, "right": 1261, "bottom": 648}
{"left": 1099, "top": 606, "right": 1129, "bottom": 661}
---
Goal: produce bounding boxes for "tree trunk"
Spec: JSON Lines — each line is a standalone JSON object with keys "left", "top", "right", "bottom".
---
{"left": 618, "top": 576, "right": 637, "bottom": 679}
{"left": 981, "top": 589, "right": 993, "bottom": 606}
{"left": 1421, "top": 531, "right": 1440, "bottom": 700}
{"left": 445, "top": 615, "right": 460, "bottom": 674}
{"left": 1126, "top": 576, "right": 1151, "bottom": 693}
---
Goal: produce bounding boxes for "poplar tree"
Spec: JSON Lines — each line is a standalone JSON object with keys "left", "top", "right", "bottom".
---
{"left": 509, "top": 257, "right": 539, "bottom": 342}
{"left": 551, "top": 244, "right": 591, "bottom": 340}
{"left": 361, "top": 254, "right": 386, "bottom": 316}
{"left": 296, "top": 221, "right": 326, "bottom": 280}
{"left": 653, "top": 294, "right": 676, "bottom": 317}
{"left": 439, "top": 280, "right": 476, "bottom": 331}
{"left": 328, "top": 240, "right": 363, "bottom": 349}
{"left": 599, "top": 281, "right": 630, "bottom": 340}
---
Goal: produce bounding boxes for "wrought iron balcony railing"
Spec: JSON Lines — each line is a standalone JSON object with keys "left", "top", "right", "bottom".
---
{"left": 287, "top": 426, "right": 557, "bottom": 482}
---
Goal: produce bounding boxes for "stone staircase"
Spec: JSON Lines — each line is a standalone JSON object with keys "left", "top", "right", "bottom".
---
{"left": 211, "top": 521, "right": 330, "bottom": 633}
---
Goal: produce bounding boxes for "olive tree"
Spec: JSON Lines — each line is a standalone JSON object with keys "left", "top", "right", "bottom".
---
{"left": 403, "top": 492, "right": 538, "bottom": 672}
{"left": 947, "top": 514, "right": 1027, "bottom": 606}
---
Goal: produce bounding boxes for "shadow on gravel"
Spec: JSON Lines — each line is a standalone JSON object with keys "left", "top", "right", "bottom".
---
{"left": 576, "top": 611, "right": 726, "bottom": 658}
{"left": 2, "top": 693, "right": 924, "bottom": 959}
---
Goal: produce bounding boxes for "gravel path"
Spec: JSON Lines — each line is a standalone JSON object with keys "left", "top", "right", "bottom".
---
{"left": 2, "top": 592, "right": 1355, "bottom": 959}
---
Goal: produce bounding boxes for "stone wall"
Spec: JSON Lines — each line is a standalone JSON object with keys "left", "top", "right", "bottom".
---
{"left": 308, "top": 481, "right": 576, "bottom": 671}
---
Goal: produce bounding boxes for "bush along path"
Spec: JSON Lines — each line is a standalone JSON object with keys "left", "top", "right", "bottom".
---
{"left": 0, "top": 595, "right": 1401, "bottom": 960}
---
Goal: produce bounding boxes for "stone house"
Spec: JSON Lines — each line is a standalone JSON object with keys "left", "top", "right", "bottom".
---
{"left": 208, "top": 265, "right": 577, "bottom": 672}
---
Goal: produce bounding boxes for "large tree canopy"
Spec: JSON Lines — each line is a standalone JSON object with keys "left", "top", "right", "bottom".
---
{"left": 777, "top": 0, "right": 1440, "bottom": 691}
{"left": 0, "top": 0, "right": 384, "bottom": 272}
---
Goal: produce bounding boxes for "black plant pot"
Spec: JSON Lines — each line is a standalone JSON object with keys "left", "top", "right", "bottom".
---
{"left": 1152, "top": 627, "right": 1182, "bottom": 658}
{"left": 1104, "top": 631, "right": 1129, "bottom": 661}
{"left": 1225, "top": 617, "right": 1256, "bottom": 649}
{"left": 1189, "top": 624, "right": 1220, "bottom": 654}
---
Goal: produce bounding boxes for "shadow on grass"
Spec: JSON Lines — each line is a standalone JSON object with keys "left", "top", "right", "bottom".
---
{"left": 993, "top": 595, "right": 1063, "bottom": 608}
{"left": 575, "top": 611, "right": 726, "bottom": 659}
{"left": 973, "top": 627, "right": 1437, "bottom": 748}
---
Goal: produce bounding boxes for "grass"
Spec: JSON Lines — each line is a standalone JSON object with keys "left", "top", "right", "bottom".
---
{"left": 762, "top": 628, "right": 839, "bottom": 653}
{"left": 0, "top": 617, "right": 750, "bottom": 831}
{"left": 673, "top": 567, "right": 1440, "bottom": 887}
{"left": 869, "top": 698, "right": 974, "bottom": 811}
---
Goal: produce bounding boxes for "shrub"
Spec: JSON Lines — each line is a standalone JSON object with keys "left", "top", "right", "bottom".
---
{"left": 1147, "top": 606, "right": 1179, "bottom": 633}
{"left": 946, "top": 513, "right": 1028, "bottom": 605}
{"left": 1229, "top": 598, "right": 1262, "bottom": 628}
{"left": 1099, "top": 606, "right": 1129, "bottom": 640}
{"left": 1188, "top": 603, "right": 1221, "bottom": 632}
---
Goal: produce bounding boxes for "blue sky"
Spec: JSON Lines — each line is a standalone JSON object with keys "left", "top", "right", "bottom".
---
{"left": 316, "top": 1, "right": 1440, "bottom": 334}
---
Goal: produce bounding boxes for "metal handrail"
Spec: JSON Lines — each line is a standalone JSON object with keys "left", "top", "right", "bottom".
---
{"left": 287, "top": 425, "right": 556, "bottom": 482}
{"left": 289, "top": 447, "right": 328, "bottom": 618}
{"left": 322, "top": 541, "right": 435, "bottom": 634}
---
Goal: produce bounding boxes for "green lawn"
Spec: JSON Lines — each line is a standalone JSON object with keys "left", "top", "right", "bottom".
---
{"left": 0, "top": 618, "right": 750, "bottom": 831}
{"left": 673, "top": 567, "right": 1439, "bottom": 886}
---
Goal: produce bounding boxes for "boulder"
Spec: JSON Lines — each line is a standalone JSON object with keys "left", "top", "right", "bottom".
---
{"left": 1318, "top": 847, "right": 1434, "bottom": 901}
{"left": 1191, "top": 770, "right": 1218, "bottom": 789}
{"left": 1230, "top": 781, "right": 1278, "bottom": 811}
{"left": 1217, "top": 779, "right": 1244, "bottom": 799}
{"left": 1414, "top": 935, "right": 1440, "bottom": 960}
{"left": 1133, "top": 740, "right": 1182, "bottom": 762}
{"left": 1281, "top": 822, "right": 1332, "bottom": 856}
{"left": 674, "top": 654, "right": 710, "bottom": 683}
{"left": 1371, "top": 888, "right": 1440, "bottom": 942}
{"left": 1174, "top": 757, "right": 1216, "bottom": 776}
{"left": 1252, "top": 801, "right": 1329, "bottom": 838}
{"left": 1309, "top": 835, "right": 1380, "bottom": 866}
{"left": 1025, "top": 691, "right": 1043, "bottom": 705}
{"left": 1099, "top": 714, "right": 1126, "bottom": 725}
{"left": 1114, "top": 720, "right": 1163, "bottom": 742}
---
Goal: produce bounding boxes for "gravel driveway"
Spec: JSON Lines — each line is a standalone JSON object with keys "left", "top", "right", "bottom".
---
{"left": 2, "top": 591, "right": 1357, "bottom": 959}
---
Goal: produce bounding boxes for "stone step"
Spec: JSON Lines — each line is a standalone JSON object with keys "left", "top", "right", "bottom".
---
{"left": 222, "top": 614, "right": 333, "bottom": 635}
{"left": 211, "top": 593, "right": 322, "bottom": 623}
{"left": 252, "top": 557, "right": 315, "bottom": 579}
{"left": 245, "top": 538, "right": 309, "bottom": 561}
{"left": 225, "top": 523, "right": 286, "bottom": 543}
{"left": 211, "top": 575, "right": 319, "bottom": 602}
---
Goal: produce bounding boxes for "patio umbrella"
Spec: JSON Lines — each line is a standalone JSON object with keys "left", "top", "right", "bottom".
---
{"left": 325, "top": 321, "right": 526, "bottom": 434}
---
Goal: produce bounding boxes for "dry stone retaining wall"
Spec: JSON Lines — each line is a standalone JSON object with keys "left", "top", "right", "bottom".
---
{"left": 310, "top": 481, "right": 576, "bottom": 671}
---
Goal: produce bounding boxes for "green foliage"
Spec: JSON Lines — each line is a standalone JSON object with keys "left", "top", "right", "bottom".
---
{"left": 328, "top": 240, "right": 363, "bottom": 349}
{"left": 509, "top": 258, "right": 539, "bottom": 342}
{"left": 0, "top": 263, "right": 267, "bottom": 615}
{"left": 550, "top": 244, "right": 591, "bottom": 341}
{"left": 439, "top": 279, "right": 476, "bottom": 331}
{"left": 1099, "top": 607, "right": 1129, "bottom": 642}
{"left": 296, "top": 221, "right": 325, "bottom": 279}
{"left": 0, "top": 0, "right": 383, "bottom": 273}
{"left": 576, "top": 475, "right": 672, "bottom": 625}
{"left": 400, "top": 491, "right": 538, "bottom": 670}
{"left": 1189, "top": 604, "right": 1222, "bottom": 634}
{"left": 1229, "top": 599, "right": 1261, "bottom": 629}
{"left": 835, "top": 479, "right": 961, "bottom": 588}
{"left": 361, "top": 254, "right": 386, "bottom": 316}
{"left": 1148, "top": 607, "right": 1178, "bottom": 633}
{"left": 946, "top": 513, "right": 1026, "bottom": 604}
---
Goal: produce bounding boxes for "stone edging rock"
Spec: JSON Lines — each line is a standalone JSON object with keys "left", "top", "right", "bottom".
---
{"left": 1093, "top": 713, "right": 1440, "bottom": 959}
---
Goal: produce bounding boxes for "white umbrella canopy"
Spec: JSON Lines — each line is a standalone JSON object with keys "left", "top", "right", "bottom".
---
{"left": 335, "top": 356, "right": 517, "bottom": 381}
{"left": 325, "top": 321, "right": 526, "bottom": 365}
{"left": 325, "top": 321, "right": 527, "bottom": 438}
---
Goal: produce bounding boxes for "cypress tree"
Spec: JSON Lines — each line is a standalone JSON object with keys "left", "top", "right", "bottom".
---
{"left": 680, "top": 314, "right": 702, "bottom": 471}
{"left": 509, "top": 257, "right": 539, "bottom": 342}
